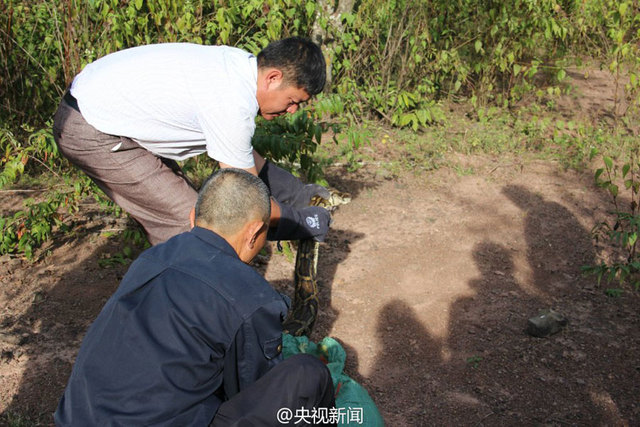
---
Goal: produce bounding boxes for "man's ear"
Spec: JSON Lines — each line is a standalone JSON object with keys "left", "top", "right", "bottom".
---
{"left": 263, "top": 68, "right": 284, "bottom": 90}
{"left": 237, "top": 220, "right": 266, "bottom": 263}
{"left": 189, "top": 207, "right": 196, "bottom": 229}
{"left": 247, "top": 220, "right": 265, "bottom": 248}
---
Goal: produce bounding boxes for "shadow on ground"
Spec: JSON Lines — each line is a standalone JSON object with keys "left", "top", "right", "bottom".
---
{"left": 359, "top": 184, "right": 640, "bottom": 426}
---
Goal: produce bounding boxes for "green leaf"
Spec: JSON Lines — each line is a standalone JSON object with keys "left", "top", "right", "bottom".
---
{"left": 604, "top": 156, "right": 613, "bottom": 170}
{"left": 474, "top": 40, "right": 482, "bottom": 53}
{"left": 123, "top": 246, "right": 134, "bottom": 258}
{"left": 595, "top": 168, "right": 604, "bottom": 181}
{"left": 622, "top": 163, "right": 631, "bottom": 178}
{"left": 416, "top": 109, "right": 428, "bottom": 125}
{"left": 313, "top": 125, "right": 321, "bottom": 144}
{"left": 557, "top": 69, "right": 566, "bottom": 81}
{"left": 305, "top": 2, "right": 315, "bottom": 18}
{"left": 399, "top": 113, "right": 414, "bottom": 127}
{"left": 619, "top": 2, "right": 629, "bottom": 16}
{"left": 134, "top": 0, "right": 143, "bottom": 10}
{"left": 513, "top": 64, "right": 521, "bottom": 76}
{"left": 342, "top": 13, "right": 355, "bottom": 26}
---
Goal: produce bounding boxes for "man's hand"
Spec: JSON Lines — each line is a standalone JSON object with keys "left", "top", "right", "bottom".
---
{"left": 289, "top": 184, "right": 330, "bottom": 209}
{"left": 268, "top": 203, "right": 332, "bottom": 242}
{"left": 258, "top": 160, "right": 329, "bottom": 208}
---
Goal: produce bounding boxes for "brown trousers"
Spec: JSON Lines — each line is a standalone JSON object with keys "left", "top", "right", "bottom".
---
{"left": 52, "top": 95, "right": 197, "bottom": 245}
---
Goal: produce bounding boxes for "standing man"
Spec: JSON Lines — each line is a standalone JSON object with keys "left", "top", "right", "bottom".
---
{"left": 54, "top": 168, "right": 336, "bottom": 426}
{"left": 53, "top": 37, "right": 331, "bottom": 245}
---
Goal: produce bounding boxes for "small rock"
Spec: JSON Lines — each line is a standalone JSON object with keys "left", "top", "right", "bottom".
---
{"left": 526, "top": 309, "right": 568, "bottom": 338}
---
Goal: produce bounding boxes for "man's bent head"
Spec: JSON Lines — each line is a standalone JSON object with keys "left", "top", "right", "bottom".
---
{"left": 195, "top": 169, "right": 270, "bottom": 262}
{"left": 257, "top": 37, "right": 326, "bottom": 96}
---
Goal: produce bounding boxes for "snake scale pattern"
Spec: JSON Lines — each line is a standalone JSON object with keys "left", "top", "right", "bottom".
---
{"left": 282, "top": 189, "right": 351, "bottom": 337}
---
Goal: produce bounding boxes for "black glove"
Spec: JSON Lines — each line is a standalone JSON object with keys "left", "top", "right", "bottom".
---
{"left": 259, "top": 160, "right": 330, "bottom": 209}
{"left": 268, "top": 203, "right": 332, "bottom": 242}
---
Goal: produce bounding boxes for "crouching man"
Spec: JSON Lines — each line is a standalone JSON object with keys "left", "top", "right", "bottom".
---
{"left": 54, "top": 168, "right": 335, "bottom": 426}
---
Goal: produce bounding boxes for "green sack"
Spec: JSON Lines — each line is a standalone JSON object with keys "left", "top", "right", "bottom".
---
{"left": 282, "top": 334, "right": 384, "bottom": 426}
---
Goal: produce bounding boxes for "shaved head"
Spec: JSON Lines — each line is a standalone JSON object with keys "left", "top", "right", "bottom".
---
{"left": 195, "top": 168, "right": 270, "bottom": 236}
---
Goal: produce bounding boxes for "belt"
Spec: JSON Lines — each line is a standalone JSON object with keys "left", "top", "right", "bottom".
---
{"left": 63, "top": 90, "right": 80, "bottom": 112}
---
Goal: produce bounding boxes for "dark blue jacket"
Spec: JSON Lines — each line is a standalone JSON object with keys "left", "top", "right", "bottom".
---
{"left": 55, "top": 227, "right": 289, "bottom": 426}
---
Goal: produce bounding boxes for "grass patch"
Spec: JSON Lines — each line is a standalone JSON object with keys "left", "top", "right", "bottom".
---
{"left": 323, "top": 101, "right": 639, "bottom": 177}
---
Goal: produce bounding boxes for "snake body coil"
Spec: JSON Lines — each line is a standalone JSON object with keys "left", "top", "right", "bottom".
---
{"left": 282, "top": 190, "right": 351, "bottom": 337}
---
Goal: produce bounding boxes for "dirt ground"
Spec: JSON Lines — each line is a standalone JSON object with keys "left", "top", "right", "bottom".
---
{"left": 1, "top": 68, "right": 640, "bottom": 426}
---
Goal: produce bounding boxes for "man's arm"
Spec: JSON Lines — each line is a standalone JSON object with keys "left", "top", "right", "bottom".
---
{"left": 222, "top": 301, "right": 286, "bottom": 399}
{"left": 217, "top": 149, "right": 267, "bottom": 176}
{"left": 252, "top": 150, "right": 267, "bottom": 174}
{"left": 220, "top": 151, "right": 331, "bottom": 242}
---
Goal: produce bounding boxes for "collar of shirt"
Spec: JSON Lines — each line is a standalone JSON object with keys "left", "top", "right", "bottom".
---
{"left": 190, "top": 226, "right": 239, "bottom": 260}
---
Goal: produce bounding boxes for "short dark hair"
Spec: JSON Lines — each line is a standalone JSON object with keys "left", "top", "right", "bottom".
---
{"left": 257, "top": 37, "right": 326, "bottom": 95}
{"left": 195, "top": 169, "right": 271, "bottom": 235}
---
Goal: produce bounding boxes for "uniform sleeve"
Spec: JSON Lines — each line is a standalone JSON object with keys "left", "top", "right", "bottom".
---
{"left": 222, "top": 301, "right": 286, "bottom": 399}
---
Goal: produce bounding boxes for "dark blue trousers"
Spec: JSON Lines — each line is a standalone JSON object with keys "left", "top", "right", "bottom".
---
{"left": 211, "top": 354, "right": 336, "bottom": 426}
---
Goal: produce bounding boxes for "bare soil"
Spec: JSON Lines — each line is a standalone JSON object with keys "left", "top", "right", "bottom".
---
{"left": 1, "top": 67, "right": 639, "bottom": 426}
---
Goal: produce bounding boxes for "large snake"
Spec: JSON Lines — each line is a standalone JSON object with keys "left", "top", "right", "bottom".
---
{"left": 282, "top": 189, "right": 351, "bottom": 337}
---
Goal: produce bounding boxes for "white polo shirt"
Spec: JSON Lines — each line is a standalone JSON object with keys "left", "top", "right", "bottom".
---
{"left": 71, "top": 43, "right": 258, "bottom": 169}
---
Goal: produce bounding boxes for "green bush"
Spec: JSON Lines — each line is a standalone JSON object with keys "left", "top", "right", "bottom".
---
{"left": 1, "top": 0, "right": 639, "bottom": 261}
{"left": 3, "top": 0, "right": 638, "bottom": 134}
{"left": 252, "top": 109, "right": 335, "bottom": 184}
{"left": 584, "top": 148, "right": 640, "bottom": 289}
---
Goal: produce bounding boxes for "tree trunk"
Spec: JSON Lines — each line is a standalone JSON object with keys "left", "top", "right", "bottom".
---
{"left": 311, "top": 0, "right": 355, "bottom": 93}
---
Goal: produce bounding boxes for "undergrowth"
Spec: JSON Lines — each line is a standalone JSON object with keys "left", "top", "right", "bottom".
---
{"left": 1, "top": 0, "right": 639, "bottom": 279}
{"left": 583, "top": 146, "right": 640, "bottom": 290}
